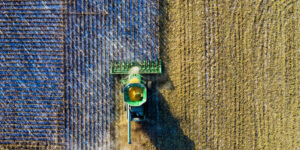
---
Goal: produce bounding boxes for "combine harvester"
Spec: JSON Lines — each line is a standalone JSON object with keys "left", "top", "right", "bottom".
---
{"left": 110, "top": 60, "right": 162, "bottom": 144}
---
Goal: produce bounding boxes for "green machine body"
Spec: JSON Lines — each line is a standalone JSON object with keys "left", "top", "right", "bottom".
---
{"left": 110, "top": 60, "right": 162, "bottom": 144}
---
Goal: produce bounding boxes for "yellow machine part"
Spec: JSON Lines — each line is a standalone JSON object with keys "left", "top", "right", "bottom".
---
{"left": 128, "top": 77, "right": 143, "bottom": 101}
{"left": 129, "top": 77, "right": 140, "bottom": 84}
{"left": 128, "top": 87, "right": 143, "bottom": 101}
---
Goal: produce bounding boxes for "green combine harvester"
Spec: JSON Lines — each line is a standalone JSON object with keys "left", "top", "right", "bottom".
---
{"left": 110, "top": 60, "right": 162, "bottom": 144}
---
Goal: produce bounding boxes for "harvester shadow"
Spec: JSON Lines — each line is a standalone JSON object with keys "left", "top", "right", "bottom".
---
{"left": 140, "top": 67, "right": 195, "bottom": 150}
{"left": 136, "top": 0, "right": 194, "bottom": 149}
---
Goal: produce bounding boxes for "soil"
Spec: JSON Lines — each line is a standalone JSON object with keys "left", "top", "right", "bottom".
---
{"left": 113, "top": 1, "right": 299, "bottom": 150}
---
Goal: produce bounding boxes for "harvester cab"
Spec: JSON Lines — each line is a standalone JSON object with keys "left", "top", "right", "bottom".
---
{"left": 110, "top": 60, "right": 162, "bottom": 144}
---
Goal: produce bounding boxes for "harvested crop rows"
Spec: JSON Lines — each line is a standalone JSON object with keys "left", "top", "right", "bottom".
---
{"left": 118, "top": 1, "right": 299, "bottom": 150}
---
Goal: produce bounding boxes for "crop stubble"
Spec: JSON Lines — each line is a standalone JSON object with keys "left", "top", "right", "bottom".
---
{"left": 115, "top": 1, "right": 299, "bottom": 150}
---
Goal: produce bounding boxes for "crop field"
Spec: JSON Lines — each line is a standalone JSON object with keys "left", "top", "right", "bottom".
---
{"left": 116, "top": 0, "right": 299, "bottom": 150}
{"left": 0, "top": 0, "right": 299, "bottom": 150}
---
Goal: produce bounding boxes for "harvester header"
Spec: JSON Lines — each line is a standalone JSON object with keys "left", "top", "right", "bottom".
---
{"left": 110, "top": 59, "right": 162, "bottom": 74}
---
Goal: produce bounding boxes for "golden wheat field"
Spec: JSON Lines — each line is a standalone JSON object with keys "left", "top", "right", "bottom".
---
{"left": 114, "top": 1, "right": 299, "bottom": 150}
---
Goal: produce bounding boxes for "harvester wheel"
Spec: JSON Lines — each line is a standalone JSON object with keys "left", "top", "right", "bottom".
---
{"left": 124, "top": 104, "right": 127, "bottom": 111}
{"left": 147, "top": 81, "right": 152, "bottom": 89}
